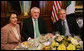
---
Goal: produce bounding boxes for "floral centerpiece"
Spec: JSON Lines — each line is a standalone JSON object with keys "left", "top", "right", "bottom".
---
{"left": 14, "top": 33, "right": 83, "bottom": 50}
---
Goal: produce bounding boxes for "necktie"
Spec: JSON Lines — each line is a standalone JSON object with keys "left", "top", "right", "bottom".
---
{"left": 35, "top": 19, "right": 40, "bottom": 37}
{"left": 62, "top": 21, "right": 66, "bottom": 35}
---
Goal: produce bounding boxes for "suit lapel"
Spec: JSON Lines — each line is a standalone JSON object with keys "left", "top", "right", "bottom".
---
{"left": 59, "top": 20, "right": 63, "bottom": 34}
{"left": 30, "top": 17, "right": 34, "bottom": 36}
{"left": 16, "top": 25, "right": 20, "bottom": 40}
{"left": 59, "top": 19, "right": 62, "bottom": 29}
{"left": 9, "top": 26, "right": 18, "bottom": 41}
{"left": 38, "top": 17, "right": 41, "bottom": 32}
{"left": 66, "top": 17, "right": 71, "bottom": 33}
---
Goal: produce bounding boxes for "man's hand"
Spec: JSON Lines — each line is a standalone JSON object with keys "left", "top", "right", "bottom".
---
{"left": 27, "top": 37, "right": 33, "bottom": 41}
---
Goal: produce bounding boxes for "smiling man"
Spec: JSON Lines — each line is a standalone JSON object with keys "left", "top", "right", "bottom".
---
{"left": 54, "top": 9, "right": 80, "bottom": 36}
{"left": 21, "top": 7, "right": 48, "bottom": 41}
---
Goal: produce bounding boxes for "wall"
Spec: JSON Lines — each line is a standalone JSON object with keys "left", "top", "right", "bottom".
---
{"left": 1, "top": 1, "right": 83, "bottom": 33}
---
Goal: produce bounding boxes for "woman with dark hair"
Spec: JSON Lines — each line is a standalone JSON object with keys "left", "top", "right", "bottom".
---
{"left": 1, "top": 12, "right": 21, "bottom": 50}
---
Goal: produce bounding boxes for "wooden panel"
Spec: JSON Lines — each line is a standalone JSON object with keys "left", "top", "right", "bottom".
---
{"left": 40, "top": 1, "right": 53, "bottom": 16}
{"left": 61, "top": 1, "right": 67, "bottom": 9}
{"left": 1, "top": 17, "right": 9, "bottom": 28}
{"left": 39, "top": 1, "right": 68, "bottom": 32}
{"left": 31, "top": 1, "right": 39, "bottom": 8}
{"left": 39, "top": 1, "right": 54, "bottom": 32}
{"left": 1, "top": 1, "right": 4, "bottom": 17}
{"left": 44, "top": 1, "right": 53, "bottom": 16}
{"left": 0, "top": 1, "right": 71, "bottom": 32}
{"left": 41, "top": 15, "right": 54, "bottom": 32}
{"left": 1, "top": 1, "right": 21, "bottom": 17}
{"left": 1, "top": 1, "right": 8, "bottom": 17}
{"left": 8, "top": 1, "right": 21, "bottom": 15}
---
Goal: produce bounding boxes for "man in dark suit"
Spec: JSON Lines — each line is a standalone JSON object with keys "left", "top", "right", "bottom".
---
{"left": 21, "top": 7, "right": 48, "bottom": 41}
{"left": 54, "top": 9, "right": 80, "bottom": 36}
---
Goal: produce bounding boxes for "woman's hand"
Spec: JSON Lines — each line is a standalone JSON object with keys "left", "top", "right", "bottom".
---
{"left": 14, "top": 42, "right": 21, "bottom": 49}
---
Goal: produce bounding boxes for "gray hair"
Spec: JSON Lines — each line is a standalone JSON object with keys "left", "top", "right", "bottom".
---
{"left": 31, "top": 7, "right": 40, "bottom": 13}
{"left": 58, "top": 9, "right": 66, "bottom": 15}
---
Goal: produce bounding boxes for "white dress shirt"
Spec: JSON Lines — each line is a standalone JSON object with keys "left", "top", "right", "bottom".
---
{"left": 32, "top": 17, "right": 40, "bottom": 38}
{"left": 61, "top": 19, "right": 71, "bottom": 36}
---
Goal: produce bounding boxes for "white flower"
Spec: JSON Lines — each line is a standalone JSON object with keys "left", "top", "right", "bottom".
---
{"left": 79, "top": 41, "right": 83, "bottom": 50}
{"left": 71, "top": 38, "right": 79, "bottom": 46}
{"left": 43, "top": 41, "right": 51, "bottom": 46}
{"left": 57, "top": 36, "right": 63, "bottom": 42}
{"left": 55, "top": 33, "right": 60, "bottom": 37}
{"left": 74, "top": 36, "right": 81, "bottom": 41}
{"left": 36, "top": 44, "right": 44, "bottom": 50}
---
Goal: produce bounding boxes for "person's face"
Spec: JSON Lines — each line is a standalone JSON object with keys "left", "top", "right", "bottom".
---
{"left": 59, "top": 10, "right": 66, "bottom": 21}
{"left": 31, "top": 9, "right": 40, "bottom": 19}
{"left": 10, "top": 14, "right": 17, "bottom": 25}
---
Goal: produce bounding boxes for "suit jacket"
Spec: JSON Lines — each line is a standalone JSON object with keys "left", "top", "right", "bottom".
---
{"left": 1, "top": 23, "right": 21, "bottom": 50}
{"left": 21, "top": 17, "right": 48, "bottom": 41}
{"left": 54, "top": 16, "right": 80, "bottom": 35}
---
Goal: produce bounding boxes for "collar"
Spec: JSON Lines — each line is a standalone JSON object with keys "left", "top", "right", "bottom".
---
{"left": 32, "top": 17, "right": 38, "bottom": 21}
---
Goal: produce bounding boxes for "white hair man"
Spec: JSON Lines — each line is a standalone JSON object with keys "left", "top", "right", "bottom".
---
{"left": 22, "top": 7, "right": 48, "bottom": 41}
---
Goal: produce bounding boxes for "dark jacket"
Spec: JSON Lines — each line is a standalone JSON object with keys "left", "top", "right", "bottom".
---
{"left": 21, "top": 17, "right": 48, "bottom": 41}
{"left": 54, "top": 16, "right": 80, "bottom": 35}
